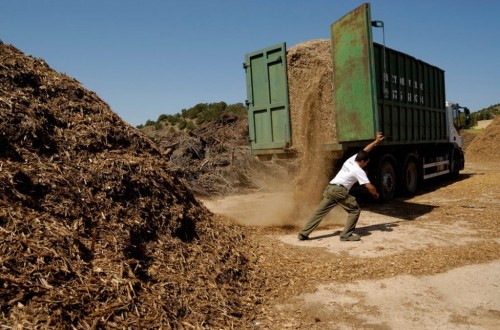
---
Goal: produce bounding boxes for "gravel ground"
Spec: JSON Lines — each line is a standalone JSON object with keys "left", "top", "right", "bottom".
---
{"left": 203, "top": 161, "right": 500, "bottom": 329}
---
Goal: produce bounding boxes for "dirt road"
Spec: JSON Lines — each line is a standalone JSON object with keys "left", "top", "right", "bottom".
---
{"left": 202, "top": 161, "right": 500, "bottom": 329}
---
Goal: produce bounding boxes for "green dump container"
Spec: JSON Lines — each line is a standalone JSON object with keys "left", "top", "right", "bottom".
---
{"left": 331, "top": 2, "right": 447, "bottom": 145}
{"left": 244, "top": 2, "right": 448, "bottom": 155}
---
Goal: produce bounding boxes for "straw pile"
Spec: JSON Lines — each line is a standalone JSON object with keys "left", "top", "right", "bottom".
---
{"left": 465, "top": 115, "right": 500, "bottom": 162}
{"left": 0, "top": 41, "right": 262, "bottom": 329}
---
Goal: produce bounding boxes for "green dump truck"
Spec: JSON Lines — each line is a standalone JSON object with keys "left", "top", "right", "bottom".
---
{"left": 243, "top": 3, "right": 468, "bottom": 200}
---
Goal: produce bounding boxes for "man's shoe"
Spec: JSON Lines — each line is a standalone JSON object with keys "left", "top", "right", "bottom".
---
{"left": 298, "top": 233, "right": 309, "bottom": 241}
{"left": 340, "top": 233, "right": 361, "bottom": 241}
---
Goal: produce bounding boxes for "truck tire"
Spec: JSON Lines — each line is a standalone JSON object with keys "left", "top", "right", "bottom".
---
{"left": 448, "top": 149, "right": 461, "bottom": 179}
{"left": 376, "top": 156, "right": 397, "bottom": 201}
{"left": 401, "top": 154, "right": 419, "bottom": 196}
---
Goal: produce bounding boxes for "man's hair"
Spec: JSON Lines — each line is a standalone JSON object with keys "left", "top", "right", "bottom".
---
{"left": 355, "top": 150, "right": 370, "bottom": 162}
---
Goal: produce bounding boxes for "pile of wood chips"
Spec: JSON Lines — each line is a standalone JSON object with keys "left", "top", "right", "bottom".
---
{"left": 0, "top": 41, "right": 264, "bottom": 329}
{"left": 465, "top": 115, "right": 500, "bottom": 162}
{"left": 149, "top": 116, "right": 288, "bottom": 197}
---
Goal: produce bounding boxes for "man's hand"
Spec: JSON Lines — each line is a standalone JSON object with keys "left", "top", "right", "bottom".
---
{"left": 374, "top": 131, "right": 385, "bottom": 144}
{"left": 365, "top": 183, "right": 380, "bottom": 199}
{"left": 363, "top": 132, "right": 385, "bottom": 153}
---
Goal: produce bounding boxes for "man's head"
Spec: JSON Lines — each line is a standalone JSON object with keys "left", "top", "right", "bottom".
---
{"left": 355, "top": 150, "right": 370, "bottom": 167}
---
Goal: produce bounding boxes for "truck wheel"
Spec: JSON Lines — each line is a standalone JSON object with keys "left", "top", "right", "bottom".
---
{"left": 448, "top": 149, "right": 461, "bottom": 179}
{"left": 401, "top": 155, "right": 419, "bottom": 196}
{"left": 376, "top": 157, "right": 397, "bottom": 201}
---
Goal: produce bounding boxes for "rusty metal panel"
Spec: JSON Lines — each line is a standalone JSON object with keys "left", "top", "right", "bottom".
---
{"left": 330, "top": 3, "right": 378, "bottom": 143}
{"left": 331, "top": 2, "right": 447, "bottom": 145}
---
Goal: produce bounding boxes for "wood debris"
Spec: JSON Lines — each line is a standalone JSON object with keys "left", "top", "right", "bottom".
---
{"left": 0, "top": 41, "right": 264, "bottom": 329}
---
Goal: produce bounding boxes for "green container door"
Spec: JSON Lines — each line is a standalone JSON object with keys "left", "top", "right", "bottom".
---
{"left": 330, "top": 3, "right": 378, "bottom": 143}
{"left": 244, "top": 43, "right": 291, "bottom": 153}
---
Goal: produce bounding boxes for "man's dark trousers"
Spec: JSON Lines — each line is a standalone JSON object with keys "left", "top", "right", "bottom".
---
{"left": 299, "top": 184, "right": 361, "bottom": 239}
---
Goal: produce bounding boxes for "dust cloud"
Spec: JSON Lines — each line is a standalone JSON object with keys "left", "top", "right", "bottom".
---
{"left": 270, "top": 39, "right": 338, "bottom": 226}
{"left": 203, "top": 192, "right": 304, "bottom": 227}
{"left": 205, "top": 39, "right": 341, "bottom": 228}
{"left": 202, "top": 191, "right": 346, "bottom": 228}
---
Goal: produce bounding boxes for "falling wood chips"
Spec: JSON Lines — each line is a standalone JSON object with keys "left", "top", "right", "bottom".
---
{"left": 146, "top": 39, "right": 339, "bottom": 205}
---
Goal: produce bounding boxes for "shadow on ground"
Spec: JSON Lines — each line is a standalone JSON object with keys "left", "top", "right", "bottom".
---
{"left": 308, "top": 221, "right": 400, "bottom": 240}
{"left": 350, "top": 172, "right": 476, "bottom": 221}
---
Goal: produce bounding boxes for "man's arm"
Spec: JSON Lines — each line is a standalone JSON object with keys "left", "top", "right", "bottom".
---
{"left": 364, "top": 183, "right": 380, "bottom": 199}
{"left": 363, "top": 132, "right": 385, "bottom": 153}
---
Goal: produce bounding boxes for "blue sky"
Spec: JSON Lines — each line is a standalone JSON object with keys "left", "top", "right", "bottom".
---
{"left": 1, "top": 0, "right": 499, "bottom": 126}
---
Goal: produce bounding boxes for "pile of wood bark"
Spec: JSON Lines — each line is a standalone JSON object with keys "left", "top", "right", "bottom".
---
{"left": 145, "top": 115, "right": 292, "bottom": 197}
{"left": 465, "top": 115, "right": 500, "bottom": 162}
{"left": 0, "top": 41, "right": 263, "bottom": 329}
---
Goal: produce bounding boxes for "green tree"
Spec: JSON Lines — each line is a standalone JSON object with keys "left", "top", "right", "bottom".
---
{"left": 157, "top": 114, "right": 169, "bottom": 122}
{"left": 137, "top": 101, "right": 249, "bottom": 128}
{"left": 468, "top": 113, "right": 478, "bottom": 127}
{"left": 177, "top": 119, "right": 187, "bottom": 130}
{"left": 154, "top": 122, "right": 163, "bottom": 130}
{"left": 145, "top": 119, "right": 156, "bottom": 127}
{"left": 167, "top": 114, "right": 181, "bottom": 125}
{"left": 226, "top": 102, "right": 247, "bottom": 116}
